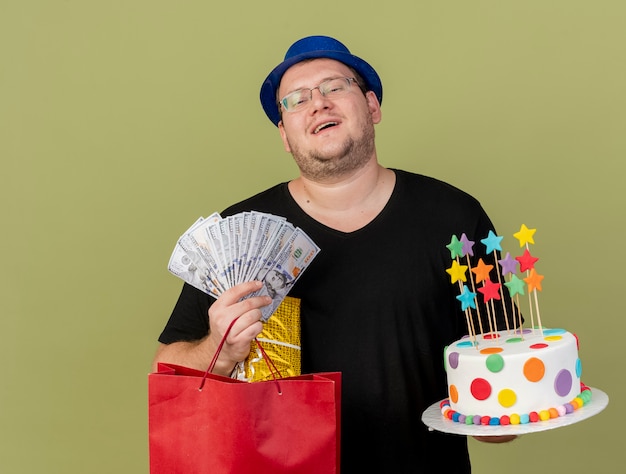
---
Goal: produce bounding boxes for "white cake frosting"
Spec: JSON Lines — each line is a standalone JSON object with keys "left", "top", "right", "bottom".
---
{"left": 442, "top": 328, "right": 588, "bottom": 424}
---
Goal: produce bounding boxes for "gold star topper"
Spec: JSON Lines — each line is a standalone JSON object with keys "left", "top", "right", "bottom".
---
{"left": 446, "top": 260, "right": 468, "bottom": 284}
{"left": 513, "top": 224, "right": 536, "bottom": 247}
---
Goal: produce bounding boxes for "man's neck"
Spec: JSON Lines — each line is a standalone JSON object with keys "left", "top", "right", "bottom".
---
{"left": 288, "top": 160, "right": 396, "bottom": 232}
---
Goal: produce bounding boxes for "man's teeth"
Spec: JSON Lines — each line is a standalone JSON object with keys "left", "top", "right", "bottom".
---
{"left": 314, "top": 122, "right": 338, "bottom": 134}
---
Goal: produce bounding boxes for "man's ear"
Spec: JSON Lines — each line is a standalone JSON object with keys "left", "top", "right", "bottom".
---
{"left": 365, "top": 91, "right": 382, "bottom": 124}
{"left": 278, "top": 121, "right": 291, "bottom": 152}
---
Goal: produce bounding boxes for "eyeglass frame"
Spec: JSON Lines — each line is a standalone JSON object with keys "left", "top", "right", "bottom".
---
{"left": 278, "top": 77, "right": 362, "bottom": 113}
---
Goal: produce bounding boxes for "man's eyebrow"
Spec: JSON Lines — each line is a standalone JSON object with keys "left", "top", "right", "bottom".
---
{"left": 282, "top": 76, "right": 343, "bottom": 95}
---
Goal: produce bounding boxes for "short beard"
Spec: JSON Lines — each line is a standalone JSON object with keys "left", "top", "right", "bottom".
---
{"left": 288, "top": 122, "right": 376, "bottom": 182}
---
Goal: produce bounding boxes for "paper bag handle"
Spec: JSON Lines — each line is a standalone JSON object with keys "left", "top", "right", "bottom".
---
{"left": 198, "top": 317, "right": 283, "bottom": 392}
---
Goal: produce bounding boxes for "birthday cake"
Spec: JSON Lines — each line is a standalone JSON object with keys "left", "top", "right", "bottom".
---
{"left": 440, "top": 225, "right": 592, "bottom": 426}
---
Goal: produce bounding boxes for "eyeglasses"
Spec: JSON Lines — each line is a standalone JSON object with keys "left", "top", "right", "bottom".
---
{"left": 279, "top": 77, "right": 358, "bottom": 113}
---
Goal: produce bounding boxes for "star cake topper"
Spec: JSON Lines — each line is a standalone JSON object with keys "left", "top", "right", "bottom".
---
{"left": 513, "top": 224, "right": 537, "bottom": 248}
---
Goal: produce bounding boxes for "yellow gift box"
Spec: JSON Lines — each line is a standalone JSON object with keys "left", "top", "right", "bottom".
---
{"left": 234, "top": 296, "right": 301, "bottom": 382}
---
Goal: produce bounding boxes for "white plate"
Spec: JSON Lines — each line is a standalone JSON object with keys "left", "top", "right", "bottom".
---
{"left": 421, "top": 387, "right": 609, "bottom": 436}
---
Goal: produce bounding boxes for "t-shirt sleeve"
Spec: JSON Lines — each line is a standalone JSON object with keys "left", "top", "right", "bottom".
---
{"left": 158, "top": 283, "right": 215, "bottom": 344}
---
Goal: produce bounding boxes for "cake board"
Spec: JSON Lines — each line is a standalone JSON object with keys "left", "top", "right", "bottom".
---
{"left": 421, "top": 386, "right": 609, "bottom": 436}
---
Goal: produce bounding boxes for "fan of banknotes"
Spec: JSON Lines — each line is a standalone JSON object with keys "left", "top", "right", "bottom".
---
{"left": 168, "top": 211, "right": 320, "bottom": 322}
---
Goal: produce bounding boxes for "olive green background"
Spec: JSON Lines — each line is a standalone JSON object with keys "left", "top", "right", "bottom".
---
{"left": 1, "top": 1, "right": 623, "bottom": 472}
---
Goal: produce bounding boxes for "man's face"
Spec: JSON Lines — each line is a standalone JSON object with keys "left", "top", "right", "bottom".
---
{"left": 277, "top": 58, "right": 381, "bottom": 182}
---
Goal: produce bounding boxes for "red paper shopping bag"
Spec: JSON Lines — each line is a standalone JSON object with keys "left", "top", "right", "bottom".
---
{"left": 148, "top": 363, "right": 341, "bottom": 474}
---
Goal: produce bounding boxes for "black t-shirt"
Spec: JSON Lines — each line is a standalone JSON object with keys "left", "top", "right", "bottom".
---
{"left": 160, "top": 169, "right": 502, "bottom": 473}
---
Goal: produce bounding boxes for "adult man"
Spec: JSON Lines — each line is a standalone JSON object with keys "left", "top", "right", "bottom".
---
{"left": 154, "top": 36, "right": 514, "bottom": 473}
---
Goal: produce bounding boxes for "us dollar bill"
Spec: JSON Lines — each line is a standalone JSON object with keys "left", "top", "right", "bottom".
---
{"left": 251, "top": 227, "right": 320, "bottom": 322}
{"left": 168, "top": 211, "right": 319, "bottom": 321}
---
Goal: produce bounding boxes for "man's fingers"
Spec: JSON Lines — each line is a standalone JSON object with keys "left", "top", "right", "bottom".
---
{"left": 227, "top": 303, "right": 269, "bottom": 339}
{"left": 209, "top": 281, "right": 271, "bottom": 343}
{"left": 219, "top": 280, "right": 264, "bottom": 305}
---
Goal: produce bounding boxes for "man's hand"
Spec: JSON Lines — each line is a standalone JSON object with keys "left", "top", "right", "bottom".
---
{"left": 152, "top": 280, "right": 271, "bottom": 374}
{"left": 207, "top": 280, "right": 272, "bottom": 373}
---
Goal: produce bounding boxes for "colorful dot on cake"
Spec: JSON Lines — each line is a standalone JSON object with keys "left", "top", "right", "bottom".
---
{"left": 470, "top": 378, "right": 492, "bottom": 400}
{"left": 450, "top": 385, "right": 459, "bottom": 403}
{"left": 544, "top": 335, "right": 562, "bottom": 342}
{"left": 554, "top": 369, "right": 573, "bottom": 396}
{"left": 543, "top": 328, "right": 566, "bottom": 336}
{"left": 456, "top": 341, "right": 475, "bottom": 348}
{"left": 523, "top": 357, "right": 545, "bottom": 382}
{"left": 498, "top": 388, "right": 517, "bottom": 408}
{"left": 576, "top": 359, "right": 582, "bottom": 377}
{"left": 485, "top": 353, "right": 505, "bottom": 373}
{"left": 530, "top": 343, "right": 548, "bottom": 349}
{"left": 448, "top": 351, "right": 460, "bottom": 369}
{"left": 480, "top": 347, "right": 503, "bottom": 354}
{"left": 505, "top": 337, "right": 524, "bottom": 343}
